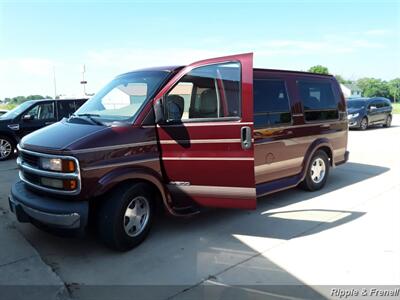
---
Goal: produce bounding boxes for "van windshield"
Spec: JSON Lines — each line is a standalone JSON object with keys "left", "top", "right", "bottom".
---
{"left": 74, "top": 71, "right": 170, "bottom": 124}
{"left": 0, "top": 101, "right": 33, "bottom": 119}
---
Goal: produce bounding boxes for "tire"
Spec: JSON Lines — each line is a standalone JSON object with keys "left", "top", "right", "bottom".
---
{"left": 0, "top": 136, "right": 15, "bottom": 161}
{"left": 300, "top": 150, "right": 330, "bottom": 191}
{"left": 383, "top": 115, "right": 392, "bottom": 128}
{"left": 359, "top": 117, "right": 368, "bottom": 130}
{"left": 97, "top": 182, "right": 154, "bottom": 251}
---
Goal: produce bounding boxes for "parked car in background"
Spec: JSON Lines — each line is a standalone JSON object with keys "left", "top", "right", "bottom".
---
{"left": 0, "top": 109, "right": 9, "bottom": 116}
{"left": 0, "top": 98, "right": 87, "bottom": 160}
{"left": 8, "top": 53, "right": 349, "bottom": 251}
{"left": 347, "top": 97, "right": 392, "bottom": 130}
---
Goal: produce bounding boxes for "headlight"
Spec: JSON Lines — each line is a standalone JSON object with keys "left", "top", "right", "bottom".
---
{"left": 40, "top": 158, "right": 76, "bottom": 172}
{"left": 347, "top": 113, "right": 359, "bottom": 119}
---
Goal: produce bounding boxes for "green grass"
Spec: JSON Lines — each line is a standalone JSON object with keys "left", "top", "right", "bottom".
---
{"left": 392, "top": 103, "right": 400, "bottom": 114}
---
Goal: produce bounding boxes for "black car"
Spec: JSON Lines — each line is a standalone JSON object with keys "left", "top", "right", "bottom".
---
{"left": 0, "top": 98, "right": 87, "bottom": 160}
{"left": 347, "top": 97, "right": 393, "bottom": 130}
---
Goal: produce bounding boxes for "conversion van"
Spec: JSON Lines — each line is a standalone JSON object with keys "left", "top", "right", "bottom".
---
{"left": 9, "top": 53, "right": 348, "bottom": 251}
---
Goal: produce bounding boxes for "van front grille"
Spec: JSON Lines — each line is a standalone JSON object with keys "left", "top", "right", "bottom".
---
{"left": 20, "top": 151, "right": 40, "bottom": 167}
{"left": 17, "top": 145, "right": 81, "bottom": 195}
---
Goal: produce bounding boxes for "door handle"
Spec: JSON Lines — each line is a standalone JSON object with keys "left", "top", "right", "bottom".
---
{"left": 241, "top": 126, "right": 252, "bottom": 150}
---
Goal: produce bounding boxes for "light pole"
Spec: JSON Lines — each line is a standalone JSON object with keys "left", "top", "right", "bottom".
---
{"left": 53, "top": 66, "right": 57, "bottom": 99}
{"left": 80, "top": 64, "right": 87, "bottom": 96}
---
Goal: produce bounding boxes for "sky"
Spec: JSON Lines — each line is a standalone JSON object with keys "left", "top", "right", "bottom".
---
{"left": 0, "top": 0, "right": 399, "bottom": 99}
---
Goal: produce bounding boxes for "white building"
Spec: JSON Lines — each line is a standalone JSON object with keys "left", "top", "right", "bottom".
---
{"left": 340, "top": 83, "right": 362, "bottom": 98}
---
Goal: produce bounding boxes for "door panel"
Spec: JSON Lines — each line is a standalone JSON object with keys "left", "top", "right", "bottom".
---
{"left": 367, "top": 101, "right": 379, "bottom": 123}
{"left": 19, "top": 101, "right": 56, "bottom": 137}
{"left": 155, "top": 53, "right": 256, "bottom": 209}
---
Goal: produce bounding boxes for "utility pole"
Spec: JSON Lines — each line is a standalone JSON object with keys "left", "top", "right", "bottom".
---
{"left": 53, "top": 66, "right": 57, "bottom": 99}
{"left": 80, "top": 64, "right": 87, "bottom": 96}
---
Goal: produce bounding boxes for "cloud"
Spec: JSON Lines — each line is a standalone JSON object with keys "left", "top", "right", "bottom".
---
{"left": 364, "top": 29, "right": 391, "bottom": 36}
{"left": 0, "top": 58, "right": 56, "bottom": 77}
{"left": 256, "top": 36, "right": 384, "bottom": 56}
{"left": 86, "top": 35, "right": 385, "bottom": 71}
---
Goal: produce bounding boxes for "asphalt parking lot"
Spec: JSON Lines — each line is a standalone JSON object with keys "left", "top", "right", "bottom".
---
{"left": 0, "top": 117, "right": 399, "bottom": 300}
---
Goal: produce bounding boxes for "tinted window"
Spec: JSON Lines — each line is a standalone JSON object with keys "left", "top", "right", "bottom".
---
{"left": 165, "top": 62, "right": 240, "bottom": 122}
{"left": 75, "top": 99, "right": 86, "bottom": 109}
{"left": 26, "top": 102, "right": 55, "bottom": 120}
{"left": 57, "top": 101, "right": 76, "bottom": 119}
{"left": 368, "top": 101, "right": 379, "bottom": 109}
{"left": 254, "top": 79, "right": 291, "bottom": 128}
{"left": 347, "top": 100, "right": 365, "bottom": 109}
{"left": 298, "top": 81, "right": 338, "bottom": 121}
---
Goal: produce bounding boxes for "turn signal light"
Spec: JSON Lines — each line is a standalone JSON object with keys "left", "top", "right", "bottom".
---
{"left": 63, "top": 179, "right": 77, "bottom": 190}
{"left": 62, "top": 160, "right": 76, "bottom": 172}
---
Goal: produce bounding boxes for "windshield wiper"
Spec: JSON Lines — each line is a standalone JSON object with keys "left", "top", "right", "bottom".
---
{"left": 72, "top": 113, "right": 104, "bottom": 126}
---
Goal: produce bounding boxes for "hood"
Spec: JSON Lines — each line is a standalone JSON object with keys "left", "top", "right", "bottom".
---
{"left": 20, "top": 120, "right": 108, "bottom": 153}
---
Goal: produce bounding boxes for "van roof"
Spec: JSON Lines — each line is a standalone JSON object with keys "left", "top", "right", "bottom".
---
{"left": 120, "top": 66, "right": 335, "bottom": 78}
{"left": 254, "top": 68, "right": 334, "bottom": 78}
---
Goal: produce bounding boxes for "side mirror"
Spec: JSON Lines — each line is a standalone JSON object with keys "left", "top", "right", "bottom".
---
{"left": 154, "top": 98, "right": 165, "bottom": 124}
{"left": 369, "top": 106, "right": 377, "bottom": 111}
{"left": 22, "top": 114, "right": 34, "bottom": 121}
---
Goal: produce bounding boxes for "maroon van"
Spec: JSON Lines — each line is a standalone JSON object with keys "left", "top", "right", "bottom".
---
{"left": 9, "top": 53, "right": 349, "bottom": 250}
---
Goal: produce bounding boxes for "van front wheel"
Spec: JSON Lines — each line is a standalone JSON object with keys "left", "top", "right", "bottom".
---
{"left": 300, "top": 150, "right": 330, "bottom": 191}
{"left": 97, "top": 183, "right": 154, "bottom": 251}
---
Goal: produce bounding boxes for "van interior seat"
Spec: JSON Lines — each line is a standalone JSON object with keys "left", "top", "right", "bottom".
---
{"left": 193, "top": 88, "right": 218, "bottom": 118}
{"left": 40, "top": 106, "right": 54, "bottom": 119}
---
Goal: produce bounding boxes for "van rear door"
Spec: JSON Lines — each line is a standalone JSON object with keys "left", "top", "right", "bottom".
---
{"left": 155, "top": 53, "right": 256, "bottom": 209}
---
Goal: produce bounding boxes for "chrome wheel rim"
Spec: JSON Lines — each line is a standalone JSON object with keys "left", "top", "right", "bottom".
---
{"left": 361, "top": 119, "right": 367, "bottom": 130}
{"left": 123, "top": 196, "right": 150, "bottom": 237}
{"left": 0, "top": 139, "right": 12, "bottom": 159}
{"left": 310, "top": 158, "right": 326, "bottom": 184}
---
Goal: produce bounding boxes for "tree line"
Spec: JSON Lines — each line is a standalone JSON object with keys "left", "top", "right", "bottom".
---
{"left": 1, "top": 95, "right": 53, "bottom": 105}
{"left": 308, "top": 65, "right": 400, "bottom": 102}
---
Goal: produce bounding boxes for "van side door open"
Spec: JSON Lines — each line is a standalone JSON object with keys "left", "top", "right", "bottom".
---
{"left": 155, "top": 53, "right": 256, "bottom": 209}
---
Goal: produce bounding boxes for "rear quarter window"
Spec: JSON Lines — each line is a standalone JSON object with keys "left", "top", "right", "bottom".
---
{"left": 253, "top": 79, "right": 291, "bottom": 128}
{"left": 298, "top": 80, "right": 339, "bottom": 121}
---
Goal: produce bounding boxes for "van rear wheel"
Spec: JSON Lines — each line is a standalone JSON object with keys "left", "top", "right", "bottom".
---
{"left": 383, "top": 115, "right": 392, "bottom": 128}
{"left": 300, "top": 150, "right": 330, "bottom": 191}
{"left": 97, "top": 183, "right": 154, "bottom": 251}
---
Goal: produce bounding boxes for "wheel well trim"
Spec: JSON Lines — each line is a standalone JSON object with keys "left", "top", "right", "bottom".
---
{"left": 92, "top": 167, "right": 178, "bottom": 216}
{"left": 299, "top": 139, "right": 333, "bottom": 183}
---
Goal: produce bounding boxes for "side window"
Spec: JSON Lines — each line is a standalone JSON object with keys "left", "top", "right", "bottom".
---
{"left": 298, "top": 81, "right": 339, "bottom": 121}
{"left": 57, "top": 101, "right": 76, "bottom": 119}
{"left": 368, "top": 101, "right": 378, "bottom": 110}
{"left": 165, "top": 62, "right": 240, "bottom": 122}
{"left": 26, "top": 102, "right": 55, "bottom": 120}
{"left": 253, "top": 79, "right": 291, "bottom": 128}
